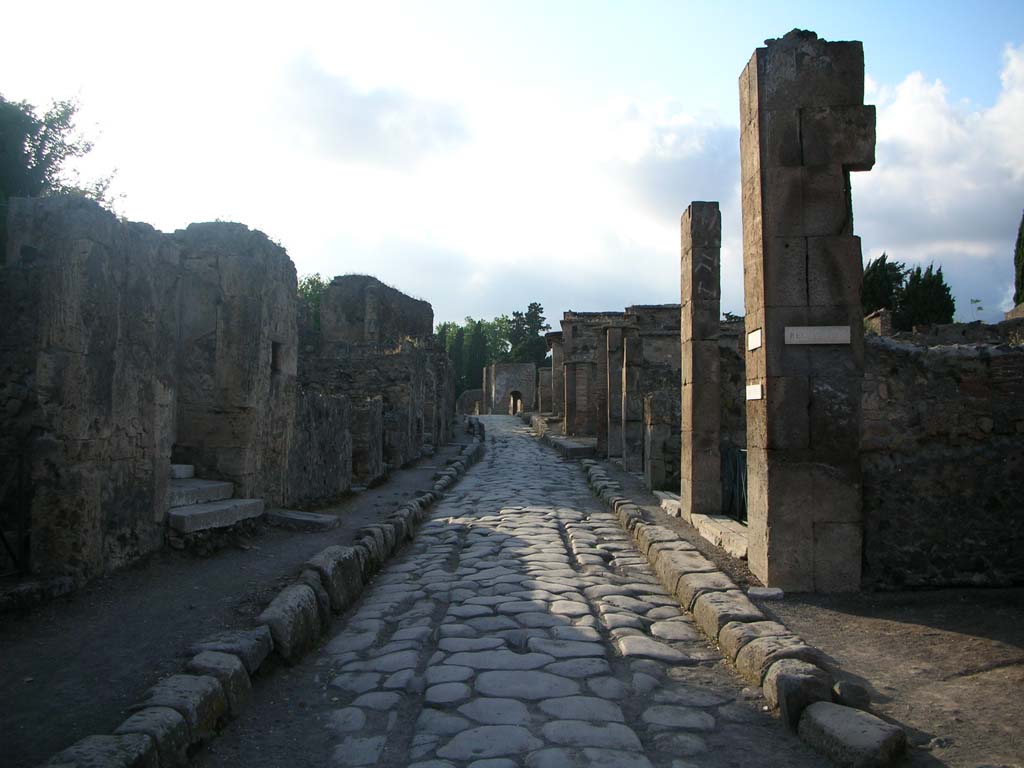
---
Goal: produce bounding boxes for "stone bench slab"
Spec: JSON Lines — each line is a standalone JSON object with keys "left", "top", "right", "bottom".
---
{"left": 168, "top": 499, "right": 264, "bottom": 533}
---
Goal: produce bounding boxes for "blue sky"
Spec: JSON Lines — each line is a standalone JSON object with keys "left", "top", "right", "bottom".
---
{"left": 3, "top": 1, "right": 1022, "bottom": 324}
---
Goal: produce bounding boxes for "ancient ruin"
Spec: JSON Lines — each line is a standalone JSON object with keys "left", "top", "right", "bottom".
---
{"left": 480, "top": 362, "right": 536, "bottom": 416}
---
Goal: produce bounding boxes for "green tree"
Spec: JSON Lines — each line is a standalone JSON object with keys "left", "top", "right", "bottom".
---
{"left": 894, "top": 263, "right": 955, "bottom": 330}
{"left": 1014, "top": 209, "right": 1024, "bottom": 306}
{"left": 862, "top": 253, "right": 906, "bottom": 314}
{"left": 465, "top": 321, "right": 488, "bottom": 390}
{"left": 507, "top": 301, "right": 550, "bottom": 366}
{"left": 0, "top": 95, "right": 113, "bottom": 206}
{"left": 297, "top": 273, "right": 327, "bottom": 330}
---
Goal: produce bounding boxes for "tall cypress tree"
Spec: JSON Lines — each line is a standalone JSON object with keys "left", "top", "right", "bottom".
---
{"left": 1014, "top": 209, "right": 1024, "bottom": 306}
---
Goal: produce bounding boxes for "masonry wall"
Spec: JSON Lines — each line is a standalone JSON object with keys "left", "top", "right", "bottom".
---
{"left": 285, "top": 388, "right": 352, "bottom": 506}
{"left": 488, "top": 363, "right": 536, "bottom": 415}
{"left": 861, "top": 336, "right": 1024, "bottom": 588}
{"left": 456, "top": 389, "right": 483, "bottom": 415}
{"left": 320, "top": 274, "right": 433, "bottom": 345}
{"left": 0, "top": 197, "right": 298, "bottom": 582}
{"left": 644, "top": 390, "right": 681, "bottom": 491}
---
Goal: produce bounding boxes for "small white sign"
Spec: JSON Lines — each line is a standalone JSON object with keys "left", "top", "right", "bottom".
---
{"left": 747, "top": 328, "right": 762, "bottom": 351}
{"left": 784, "top": 325, "right": 851, "bottom": 345}
{"left": 745, "top": 383, "right": 763, "bottom": 400}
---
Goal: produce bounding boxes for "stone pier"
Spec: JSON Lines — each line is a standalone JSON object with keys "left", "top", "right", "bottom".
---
{"left": 680, "top": 202, "right": 723, "bottom": 518}
{"left": 537, "top": 368, "right": 552, "bottom": 412}
{"left": 546, "top": 331, "right": 564, "bottom": 417}
{"left": 739, "top": 30, "right": 875, "bottom": 591}
{"left": 605, "top": 325, "right": 626, "bottom": 458}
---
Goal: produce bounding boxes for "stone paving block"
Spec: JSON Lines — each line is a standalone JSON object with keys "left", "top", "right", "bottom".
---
{"left": 735, "top": 634, "right": 825, "bottom": 685}
{"left": 300, "top": 568, "right": 333, "bottom": 631}
{"left": 798, "top": 701, "right": 906, "bottom": 767}
{"left": 691, "top": 590, "right": 765, "bottom": 640}
{"left": 717, "top": 620, "right": 792, "bottom": 661}
{"left": 258, "top": 583, "right": 322, "bottom": 664}
{"left": 189, "top": 626, "right": 272, "bottom": 675}
{"left": 114, "top": 706, "right": 189, "bottom": 767}
{"left": 42, "top": 733, "right": 157, "bottom": 768}
{"left": 185, "top": 650, "right": 252, "bottom": 715}
{"left": 675, "top": 571, "right": 738, "bottom": 610}
{"left": 307, "top": 545, "right": 365, "bottom": 612}
{"left": 130, "top": 674, "right": 227, "bottom": 743}
{"left": 764, "top": 658, "right": 833, "bottom": 730}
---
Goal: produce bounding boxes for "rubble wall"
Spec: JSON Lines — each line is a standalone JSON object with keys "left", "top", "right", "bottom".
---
{"left": 320, "top": 274, "right": 433, "bottom": 345}
{"left": 285, "top": 388, "right": 352, "bottom": 506}
{"left": 861, "top": 337, "right": 1024, "bottom": 587}
{"left": 456, "top": 389, "right": 483, "bottom": 415}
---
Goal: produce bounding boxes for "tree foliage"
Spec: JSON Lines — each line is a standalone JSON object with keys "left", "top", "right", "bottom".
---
{"left": 862, "top": 253, "right": 906, "bottom": 315}
{"left": 436, "top": 304, "right": 551, "bottom": 395}
{"left": 297, "top": 273, "right": 327, "bottom": 330}
{"left": 1014, "top": 209, "right": 1024, "bottom": 306}
{"left": 862, "top": 254, "right": 955, "bottom": 331}
{"left": 0, "top": 95, "right": 114, "bottom": 207}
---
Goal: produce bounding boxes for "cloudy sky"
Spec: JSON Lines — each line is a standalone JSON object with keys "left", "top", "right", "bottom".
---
{"left": 3, "top": 0, "right": 1022, "bottom": 324}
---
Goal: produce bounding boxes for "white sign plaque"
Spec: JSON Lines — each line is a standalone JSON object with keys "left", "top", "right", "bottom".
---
{"left": 784, "top": 325, "right": 851, "bottom": 345}
{"left": 745, "top": 383, "right": 763, "bottom": 401}
{"left": 747, "top": 328, "right": 762, "bottom": 351}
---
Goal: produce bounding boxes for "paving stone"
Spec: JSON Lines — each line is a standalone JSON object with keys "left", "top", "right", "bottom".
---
{"left": 427, "top": 665, "right": 473, "bottom": 684}
{"left": 347, "top": 650, "right": 420, "bottom": 673}
{"left": 798, "top": 701, "right": 906, "bottom": 766}
{"left": 550, "top": 600, "right": 591, "bottom": 616}
{"left": 458, "top": 697, "right": 532, "bottom": 725}
{"left": 439, "top": 637, "right": 506, "bottom": 652}
{"left": 417, "top": 708, "right": 473, "bottom": 735}
{"left": 539, "top": 696, "right": 625, "bottom": 722}
{"left": 330, "top": 672, "right": 381, "bottom": 694}
{"left": 616, "top": 635, "right": 691, "bottom": 662}
{"left": 541, "top": 720, "right": 642, "bottom": 750}
{"left": 189, "top": 626, "right": 273, "bottom": 675}
{"left": 436, "top": 726, "right": 543, "bottom": 760}
{"left": 426, "top": 682, "right": 473, "bottom": 704}
{"left": 445, "top": 650, "right": 555, "bottom": 670}
{"left": 475, "top": 670, "right": 580, "bottom": 699}
{"left": 331, "top": 735, "right": 386, "bottom": 766}
{"left": 352, "top": 691, "right": 402, "bottom": 710}
{"left": 185, "top": 650, "right": 251, "bottom": 715}
{"left": 327, "top": 707, "right": 366, "bottom": 733}
{"left": 652, "top": 731, "right": 709, "bottom": 756}
{"left": 641, "top": 705, "right": 716, "bottom": 730}
{"left": 114, "top": 706, "right": 188, "bottom": 767}
{"left": 587, "top": 676, "right": 629, "bottom": 699}
{"left": 653, "top": 686, "right": 730, "bottom": 707}
{"left": 528, "top": 638, "right": 605, "bottom": 658}
{"left": 650, "top": 619, "right": 700, "bottom": 641}
{"left": 130, "top": 674, "right": 226, "bottom": 743}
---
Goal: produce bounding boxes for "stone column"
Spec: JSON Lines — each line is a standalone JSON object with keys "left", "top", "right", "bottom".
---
{"left": 740, "top": 30, "right": 875, "bottom": 592}
{"left": 596, "top": 329, "right": 610, "bottom": 454}
{"left": 547, "top": 332, "right": 564, "bottom": 417}
{"left": 482, "top": 366, "right": 492, "bottom": 414}
{"left": 563, "top": 362, "right": 577, "bottom": 435}
{"left": 621, "top": 330, "right": 644, "bottom": 471}
{"left": 680, "top": 202, "right": 723, "bottom": 518}
{"left": 606, "top": 326, "right": 624, "bottom": 458}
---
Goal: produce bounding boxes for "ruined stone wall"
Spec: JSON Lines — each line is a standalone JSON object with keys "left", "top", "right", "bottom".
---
{"left": 488, "top": 363, "right": 536, "bottom": 415}
{"left": 0, "top": 197, "right": 298, "bottom": 582}
{"left": 173, "top": 223, "right": 298, "bottom": 504}
{"left": 644, "top": 390, "right": 681, "bottom": 491}
{"left": 320, "top": 274, "right": 433, "bottom": 345}
{"left": 861, "top": 337, "right": 1024, "bottom": 588}
{"left": 352, "top": 397, "right": 385, "bottom": 485}
{"left": 537, "top": 369, "right": 552, "bottom": 412}
{"left": 719, "top": 323, "right": 747, "bottom": 451}
{"left": 285, "top": 388, "right": 352, "bottom": 506}
{"left": 456, "top": 389, "right": 483, "bottom": 415}
{"left": 562, "top": 312, "right": 623, "bottom": 435}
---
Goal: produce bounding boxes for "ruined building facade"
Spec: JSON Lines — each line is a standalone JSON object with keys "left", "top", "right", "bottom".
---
{"left": 0, "top": 198, "right": 454, "bottom": 587}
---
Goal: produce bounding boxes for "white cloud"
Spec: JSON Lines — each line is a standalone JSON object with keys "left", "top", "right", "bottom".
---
{"left": 854, "top": 44, "right": 1024, "bottom": 319}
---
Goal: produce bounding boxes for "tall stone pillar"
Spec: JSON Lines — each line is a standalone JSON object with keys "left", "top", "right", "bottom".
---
{"left": 621, "top": 329, "right": 644, "bottom": 471}
{"left": 606, "top": 327, "right": 624, "bottom": 458}
{"left": 596, "top": 329, "right": 610, "bottom": 454}
{"left": 739, "top": 30, "right": 875, "bottom": 592}
{"left": 482, "top": 366, "right": 492, "bottom": 415}
{"left": 563, "top": 362, "right": 577, "bottom": 434}
{"left": 547, "top": 332, "right": 564, "bottom": 417}
{"left": 680, "top": 202, "right": 722, "bottom": 517}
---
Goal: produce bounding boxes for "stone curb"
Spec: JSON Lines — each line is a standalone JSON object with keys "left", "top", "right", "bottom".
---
{"left": 39, "top": 419, "right": 487, "bottom": 768}
{"left": 570, "top": 454, "right": 906, "bottom": 768}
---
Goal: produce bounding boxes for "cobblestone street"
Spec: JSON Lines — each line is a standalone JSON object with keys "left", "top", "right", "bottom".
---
{"left": 197, "top": 416, "right": 827, "bottom": 767}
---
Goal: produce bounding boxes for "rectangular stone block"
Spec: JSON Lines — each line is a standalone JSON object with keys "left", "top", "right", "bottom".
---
{"left": 764, "top": 109, "right": 802, "bottom": 167}
{"left": 758, "top": 37, "right": 865, "bottom": 111}
{"left": 801, "top": 166, "right": 850, "bottom": 237}
{"left": 763, "top": 237, "right": 808, "bottom": 308}
{"left": 807, "top": 236, "right": 863, "bottom": 307}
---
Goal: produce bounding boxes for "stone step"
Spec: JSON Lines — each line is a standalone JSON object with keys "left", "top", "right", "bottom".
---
{"left": 169, "top": 478, "right": 234, "bottom": 508}
{"left": 168, "top": 498, "right": 265, "bottom": 534}
{"left": 170, "top": 464, "right": 195, "bottom": 479}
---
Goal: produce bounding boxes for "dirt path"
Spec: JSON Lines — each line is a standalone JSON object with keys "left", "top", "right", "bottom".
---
{"left": 0, "top": 429, "right": 472, "bottom": 768}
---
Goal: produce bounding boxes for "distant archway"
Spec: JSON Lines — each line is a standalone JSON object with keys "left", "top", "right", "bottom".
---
{"left": 509, "top": 390, "right": 523, "bottom": 415}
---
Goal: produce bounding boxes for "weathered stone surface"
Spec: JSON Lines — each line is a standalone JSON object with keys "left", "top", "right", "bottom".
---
{"left": 115, "top": 706, "right": 189, "bottom": 767}
{"left": 258, "top": 583, "right": 322, "bottom": 664}
{"left": 130, "top": 674, "right": 227, "bottom": 743}
{"left": 735, "top": 634, "right": 824, "bottom": 684}
{"left": 833, "top": 679, "right": 871, "bottom": 711}
{"left": 285, "top": 388, "right": 352, "bottom": 505}
{"left": 42, "top": 733, "right": 157, "bottom": 768}
{"left": 189, "top": 626, "right": 273, "bottom": 675}
{"left": 307, "top": 545, "right": 364, "bottom": 612}
{"left": 265, "top": 508, "right": 340, "bottom": 531}
{"left": 764, "top": 659, "right": 833, "bottom": 730}
{"left": 474, "top": 670, "right": 579, "bottom": 699}
{"left": 692, "top": 590, "right": 765, "bottom": 639}
{"left": 615, "top": 635, "right": 690, "bottom": 662}
{"left": 436, "top": 726, "right": 542, "bottom": 760}
{"left": 798, "top": 701, "right": 906, "bottom": 767}
{"left": 675, "top": 571, "right": 738, "bottom": 610}
{"left": 482, "top": 363, "right": 536, "bottom": 416}
{"left": 185, "top": 650, "right": 252, "bottom": 715}
{"left": 718, "top": 620, "right": 791, "bottom": 661}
